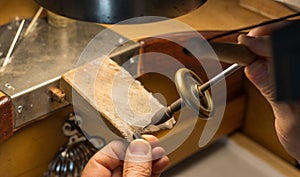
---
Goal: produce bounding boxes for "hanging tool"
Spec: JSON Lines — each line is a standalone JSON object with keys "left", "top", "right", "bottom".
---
{"left": 147, "top": 12, "right": 300, "bottom": 127}
{"left": 43, "top": 114, "right": 104, "bottom": 177}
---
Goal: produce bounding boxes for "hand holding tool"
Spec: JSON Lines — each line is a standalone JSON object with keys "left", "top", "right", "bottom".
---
{"left": 147, "top": 47, "right": 255, "bottom": 126}
{"left": 146, "top": 12, "right": 300, "bottom": 127}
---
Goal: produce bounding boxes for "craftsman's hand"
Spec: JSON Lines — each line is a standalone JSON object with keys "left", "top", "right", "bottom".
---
{"left": 81, "top": 135, "right": 169, "bottom": 177}
{"left": 238, "top": 21, "right": 300, "bottom": 163}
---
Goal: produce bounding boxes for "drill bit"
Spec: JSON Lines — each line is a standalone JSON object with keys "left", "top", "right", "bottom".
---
{"left": 133, "top": 132, "right": 144, "bottom": 139}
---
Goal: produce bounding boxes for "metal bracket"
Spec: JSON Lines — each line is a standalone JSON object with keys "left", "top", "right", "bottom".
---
{"left": 0, "top": 18, "right": 105, "bottom": 128}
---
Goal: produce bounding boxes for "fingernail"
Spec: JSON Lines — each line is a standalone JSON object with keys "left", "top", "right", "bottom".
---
{"left": 245, "top": 35, "right": 255, "bottom": 39}
{"left": 238, "top": 34, "right": 255, "bottom": 44}
{"left": 129, "top": 140, "right": 150, "bottom": 155}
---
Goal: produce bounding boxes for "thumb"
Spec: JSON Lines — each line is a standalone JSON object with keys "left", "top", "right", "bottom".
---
{"left": 123, "top": 139, "right": 152, "bottom": 177}
{"left": 238, "top": 35, "right": 275, "bottom": 101}
{"left": 245, "top": 60, "right": 273, "bottom": 95}
{"left": 238, "top": 34, "right": 271, "bottom": 57}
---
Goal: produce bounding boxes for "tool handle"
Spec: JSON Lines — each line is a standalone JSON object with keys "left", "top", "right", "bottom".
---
{"left": 138, "top": 31, "right": 244, "bottom": 75}
{"left": 210, "top": 42, "right": 257, "bottom": 66}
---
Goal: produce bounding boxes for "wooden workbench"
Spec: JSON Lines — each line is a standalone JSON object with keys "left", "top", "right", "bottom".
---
{"left": 0, "top": 0, "right": 298, "bottom": 176}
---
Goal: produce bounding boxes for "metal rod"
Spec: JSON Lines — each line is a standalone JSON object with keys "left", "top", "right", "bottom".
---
{"left": 146, "top": 98, "right": 184, "bottom": 126}
{"left": 0, "top": 19, "right": 25, "bottom": 72}
{"left": 24, "top": 7, "right": 44, "bottom": 37}
{"left": 207, "top": 12, "right": 300, "bottom": 41}
{"left": 149, "top": 12, "right": 300, "bottom": 126}
{"left": 168, "top": 98, "right": 183, "bottom": 113}
{"left": 151, "top": 63, "right": 242, "bottom": 126}
{"left": 133, "top": 132, "right": 144, "bottom": 139}
{"left": 197, "top": 63, "right": 242, "bottom": 92}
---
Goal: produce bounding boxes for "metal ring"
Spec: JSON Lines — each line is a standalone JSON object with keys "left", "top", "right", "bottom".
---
{"left": 175, "top": 68, "right": 214, "bottom": 119}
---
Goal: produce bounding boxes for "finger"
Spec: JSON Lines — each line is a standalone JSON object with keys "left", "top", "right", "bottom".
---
{"left": 144, "top": 135, "right": 170, "bottom": 176}
{"left": 244, "top": 59, "right": 275, "bottom": 101}
{"left": 112, "top": 166, "right": 123, "bottom": 177}
{"left": 238, "top": 34, "right": 271, "bottom": 57}
{"left": 238, "top": 34, "right": 275, "bottom": 101}
{"left": 248, "top": 21, "right": 290, "bottom": 36}
{"left": 100, "top": 140, "right": 128, "bottom": 167}
{"left": 82, "top": 140, "right": 127, "bottom": 177}
{"left": 152, "top": 156, "right": 170, "bottom": 177}
{"left": 123, "top": 139, "right": 152, "bottom": 177}
{"left": 142, "top": 134, "right": 159, "bottom": 148}
{"left": 82, "top": 156, "right": 114, "bottom": 177}
{"left": 244, "top": 60, "right": 268, "bottom": 87}
{"left": 143, "top": 135, "right": 166, "bottom": 160}
{"left": 152, "top": 146, "right": 166, "bottom": 161}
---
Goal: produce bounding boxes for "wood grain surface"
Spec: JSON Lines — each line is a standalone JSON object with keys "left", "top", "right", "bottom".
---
{"left": 62, "top": 58, "right": 167, "bottom": 141}
{"left": 0, "top": 0, "right": 298, "bottom": 176}
{"left": 0, "top": 91, "right": 14, "bottom": 143}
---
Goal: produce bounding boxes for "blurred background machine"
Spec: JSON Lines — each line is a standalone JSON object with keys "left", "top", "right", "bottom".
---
{"left": 0, "top": 0, "right": 300, "bottom": 176}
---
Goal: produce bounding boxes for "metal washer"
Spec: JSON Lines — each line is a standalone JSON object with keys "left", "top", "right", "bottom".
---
{"left": 175, "top": 68, "right": 213, "bottom": 119}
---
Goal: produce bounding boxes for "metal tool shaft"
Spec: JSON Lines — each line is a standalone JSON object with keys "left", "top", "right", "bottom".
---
{"left": 197, "top": 63, "right": 242, "bottom": 92}
{"left": 147, "top": 12, "right": 300, "bottom": 127}
{"left": 147, "top": 98, "right": 183, "bottom": 126}
{"left": 149, "top": 63, "right": 242, "bottom": 126}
